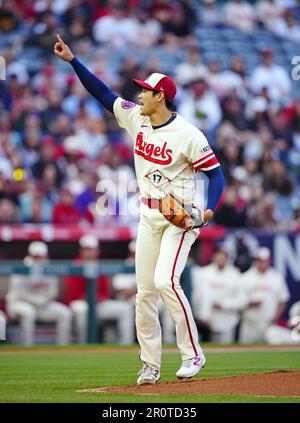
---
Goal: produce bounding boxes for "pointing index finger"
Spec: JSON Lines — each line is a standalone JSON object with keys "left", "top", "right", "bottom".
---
{"left": 56, "top": 33, "right": 65, "bottom": 44}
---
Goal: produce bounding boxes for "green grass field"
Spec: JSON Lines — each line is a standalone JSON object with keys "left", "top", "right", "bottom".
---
{"left": 0, "top": 344, "right": 299, "bottom": 403}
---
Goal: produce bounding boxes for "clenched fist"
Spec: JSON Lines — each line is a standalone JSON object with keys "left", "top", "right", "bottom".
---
{"left": 53, "top": 34, "right": 74, "bottom": 62}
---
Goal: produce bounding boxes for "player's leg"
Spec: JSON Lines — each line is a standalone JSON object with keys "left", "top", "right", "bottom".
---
{"left": 37, "top": 302, "right": 72, "bottom": 345}
{"left": 158, "top": 298, "right": 175, "bottom": 343}
{"left": 135, "top": 215, "right": 162, "bottom": 376}
{"left": 96, "top": 299, "right": 135, "bottom": 345}
{"left": 154, "top": 226, "right": 206, "bottom": 378}
{"left": 6, "top": 301, "right": 37, "bottom": 346}
{"left": 69, "top": 300, "right": 88, "bottom": 343}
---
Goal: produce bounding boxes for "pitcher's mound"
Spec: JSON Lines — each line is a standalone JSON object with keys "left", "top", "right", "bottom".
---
{"left": 78, "top": 370, "right": 300, "bottom": 397}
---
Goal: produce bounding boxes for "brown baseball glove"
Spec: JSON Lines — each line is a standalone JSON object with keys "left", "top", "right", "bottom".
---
{"left": 158, "top": 192, "right": 214, "bottom": 230}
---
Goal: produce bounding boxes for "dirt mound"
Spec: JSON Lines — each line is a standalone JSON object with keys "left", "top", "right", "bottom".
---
{"left": 78, "top": 370, "right": 300, "bottom": 397}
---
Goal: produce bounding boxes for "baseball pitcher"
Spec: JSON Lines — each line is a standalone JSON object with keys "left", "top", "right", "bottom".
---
{"left": 54, "top": 35, "right": 225, "bottom": 384}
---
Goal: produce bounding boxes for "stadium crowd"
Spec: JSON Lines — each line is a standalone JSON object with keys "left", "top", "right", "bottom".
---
{"left": 1, "top": 0, "right": 300, "bottom": 230}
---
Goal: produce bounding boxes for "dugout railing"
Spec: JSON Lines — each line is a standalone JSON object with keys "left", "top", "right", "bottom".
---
{"left": 0, "top": 261, "right": 192, "bottom": 344}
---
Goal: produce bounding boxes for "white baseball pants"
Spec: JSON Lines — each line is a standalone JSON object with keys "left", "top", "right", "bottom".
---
{"left": 70, "top": 299, "right": 135, "bottom": 344}
{"left": 135, "top": 206, "right": 202, "bottom": 370}
{"left": 7, "top": 301, "right": 72, "bottom": 346}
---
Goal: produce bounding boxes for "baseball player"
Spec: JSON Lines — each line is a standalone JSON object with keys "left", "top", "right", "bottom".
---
{"left": 239, "top": 247, "right": 290, "bottom": 344}
{"left": 6, "top": 241, "right": 72, "bottom": 346}
{"left": 192, "top": 247, "right": 243, "bottom": 344}
{"left": 54, "top": 34, "right": 225, "bottom": 384}
{"left": 265, "top": 301, "right": 300, "bottom": 345}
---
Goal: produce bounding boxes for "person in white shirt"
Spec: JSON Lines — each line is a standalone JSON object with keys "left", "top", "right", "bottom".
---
{"left": 250, "top": 49, "right": 291, "bottom": 104}
{"left": 240, "top": 247, "right": 290, "bottom": 344}
{"left": 192, "top": 247, "right": 243, "bottom": 344}
{"left": 6, "top": 242, "right": 72, "bottom": 346}
{"left": 93, "top": 5, "right": 137, "bottom": 50}
{"left": 255, "top": 0, "right": 284, "bottom": 33}
{"left": 223, "top": 0, "right": 257, "bottom": 32}
{"left": 265, "top": 300, "right": 300, "bottom": 345}
{"left": 174, "top": 47, "right": 207, "bottom": 86}
{"left": 178, "top": 77, "right": 222, "bottom": 135}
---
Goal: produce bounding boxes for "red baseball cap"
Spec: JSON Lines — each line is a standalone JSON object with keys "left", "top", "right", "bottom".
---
{"left": 133, "top": 73, "right": 177, "bottom": 102}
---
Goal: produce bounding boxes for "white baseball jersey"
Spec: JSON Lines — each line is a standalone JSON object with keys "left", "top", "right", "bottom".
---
{"left": 192, "top": 263, "right": 243, "bottom": 332}
{"left": 113, "top": 97, "right": 220, "bottom": 202}
{"left": 241, "top": 267, "right": 290, "bottom": 327}
{"left": 6, "top": 274, "right": 59, "bottom": 308}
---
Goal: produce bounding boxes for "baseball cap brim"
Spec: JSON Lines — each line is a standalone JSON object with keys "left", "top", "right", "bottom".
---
{"left": 132, "top": 79, "right": 157, "bottom": 92}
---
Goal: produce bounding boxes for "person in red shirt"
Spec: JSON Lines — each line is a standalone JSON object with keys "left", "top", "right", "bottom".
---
{"left": 52, "top": 187, "right": 93, "bottom": 224}
{"left": 64, "top": 234, "right": 135, "bottom": 344}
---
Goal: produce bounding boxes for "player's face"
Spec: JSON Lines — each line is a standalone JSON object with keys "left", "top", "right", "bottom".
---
{"left": 138, "top": 88, "right": 158, "bottom": 116}
{"left": 255, "top": 258, "right": 270, "bottom": 273}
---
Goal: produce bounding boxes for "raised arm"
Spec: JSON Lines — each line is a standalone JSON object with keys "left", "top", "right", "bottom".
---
{"left": 53, "top": 34, "right": 118, "bottom": 113}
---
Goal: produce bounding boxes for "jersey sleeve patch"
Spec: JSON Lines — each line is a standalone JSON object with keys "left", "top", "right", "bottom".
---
{"left": 121, "top": 100, "right": 136, "bottom": 109}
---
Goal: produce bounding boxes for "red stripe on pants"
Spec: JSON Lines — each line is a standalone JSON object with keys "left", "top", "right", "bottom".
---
{"left": 171, "top": 231, "right": 199, "bottom": 357}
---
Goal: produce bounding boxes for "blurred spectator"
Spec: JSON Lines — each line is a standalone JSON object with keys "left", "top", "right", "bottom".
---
{"left": 52, "top": 187, "right": 93, "bottom": 224}
{"left": 214, "top": 185, "right": 248, "bottom": 227}
{"left": 199, "top": 0, "right": 221, "bottom": 27}
{"left": 272, "top": 8, "right": 300, "bottom": 43}
{"left": 223, "top": 0, "right": 257, "bottom": 32}
{"left": 28, "top": 10, "right": 60, "bottom": 50}
{"left": 93, "top": 4, "right": 137, "bottom": 49}
{"left": 64, "top": 234, "right": 135, "bottom": 344}
{"left": 131, "top": 7, "right": 162, "bottom": 49}
{"left": 162, "top": 4, "right": 194, "bottom": 38}
{"left": 178, "top": 77, "right": 222, "bottom": 137}
{"left": 221, "top": 95, "right": 248, "bottom": 130}
{"left": 239, "top": 247, "right": 290, "bottom": 343}
{"left": 119, "top": 56, "right": 145, "bottom": 102}
{"left": 3, "top": 50, "right": 29, "bottom": 86}
{"left": 19, "top": 185, "right": 53, "bottom": 223}
{"left": 263, "top": 159, "right": 296, "bottom": 222}
{"left": 250, "top": 49, "right": 291, "bottom": 104}
{"left": 255, "top": 0, "right": 285, "bottom": 33}
{"left": 175, "top": 46, "right": 207, "bottom": 86}
{"left": 0, "top": 197, "right": 20, "bottom": 223}
{"left": 0, "top": 0, "right": 20, "bottom": 32}
{"left": 5, "top": 241, "right": 72, "bottom": 346}
{"left": 192, "top": 247, "right": 243, "bottom": 344}
{"left": 149, "top": 0, "right": 176, "bottom": 25}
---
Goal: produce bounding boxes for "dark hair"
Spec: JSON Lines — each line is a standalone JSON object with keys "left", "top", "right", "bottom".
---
{"left": 152, "top": 91, "right": 176, "bottom": 111}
